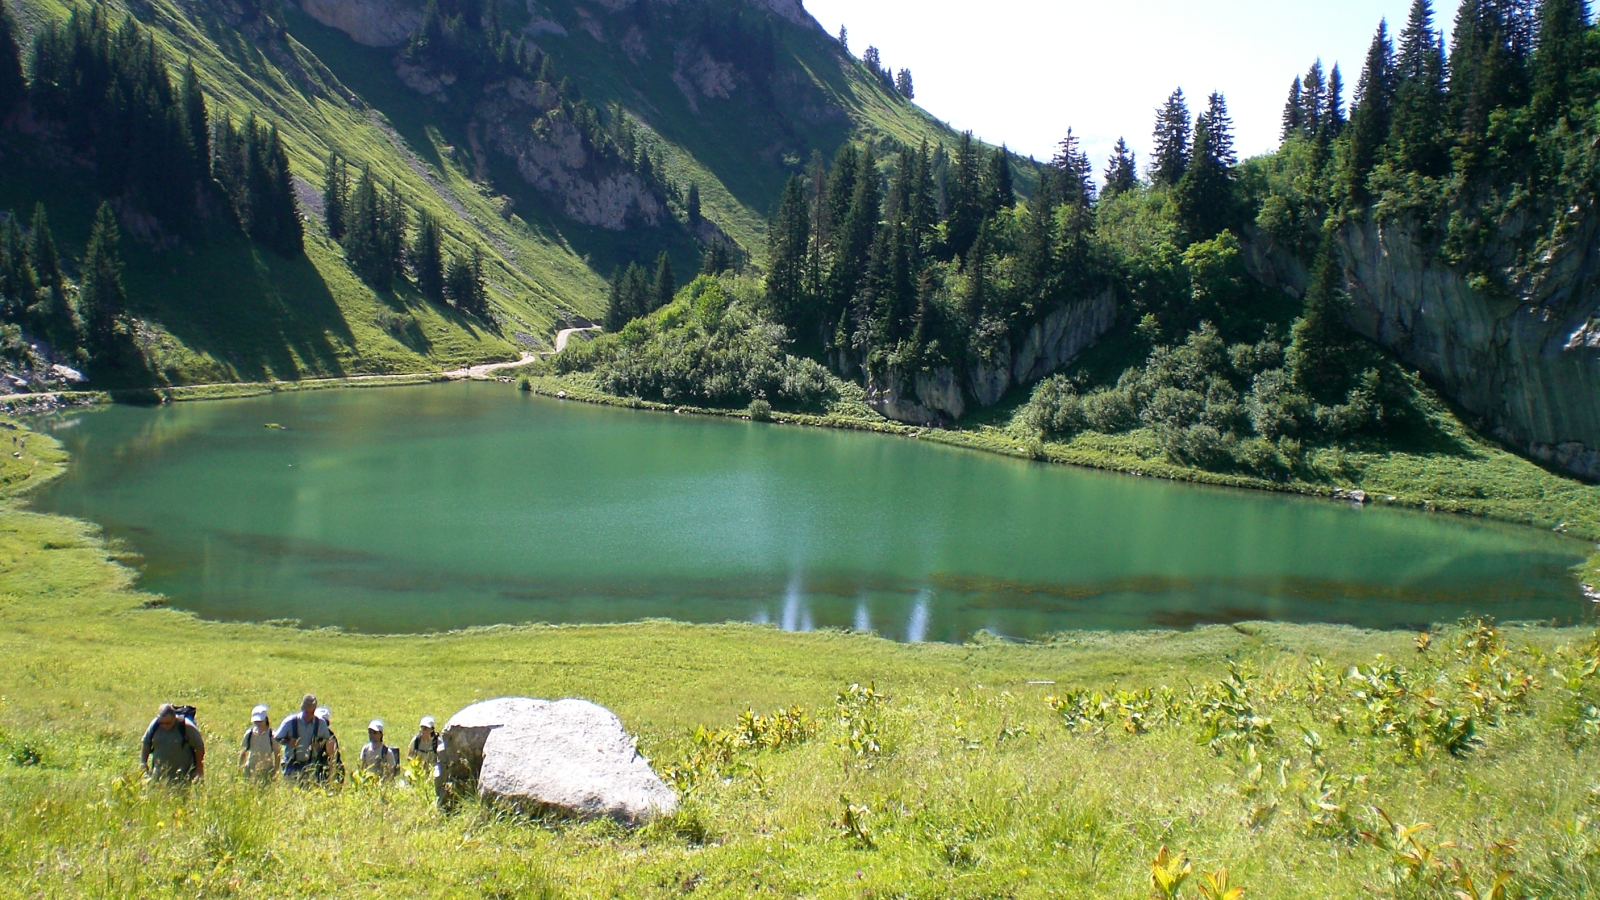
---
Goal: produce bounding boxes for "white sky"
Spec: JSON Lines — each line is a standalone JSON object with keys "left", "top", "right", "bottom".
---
{"left": 801, "top": 0, "right": 1464, "bottom": 176}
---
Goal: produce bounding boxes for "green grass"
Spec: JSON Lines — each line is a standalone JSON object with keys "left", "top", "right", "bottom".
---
{"left": 0, "top": 416, "right": 1598, "bottom": 898}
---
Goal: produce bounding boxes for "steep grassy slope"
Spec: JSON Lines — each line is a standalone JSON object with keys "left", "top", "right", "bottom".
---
{"left": 0, "top": 0, "right": 991, "bottom": 385}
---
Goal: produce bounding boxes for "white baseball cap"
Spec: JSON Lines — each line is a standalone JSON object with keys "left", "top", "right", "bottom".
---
{"left": 368, "top": 719, "right": 385, "bottom": 732}
{"left": 420, "top": 715, "right": 435, "bottom": 728}
{"left": 252, "top": 704, "right": 269, "bottom": 716}
{"left": 251, "top": 711, "right": 267, "bottom": 723}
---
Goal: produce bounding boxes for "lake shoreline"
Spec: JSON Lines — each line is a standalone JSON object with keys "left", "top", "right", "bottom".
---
{"left": 9, "top": 367, "right": 1599, "bottom": 583}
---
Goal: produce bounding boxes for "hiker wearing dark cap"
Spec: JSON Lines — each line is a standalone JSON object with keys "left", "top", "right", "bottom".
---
{"left": 274, "top": 693, "right": 330, "bottom": 781}
{"left": 239, "top": 705, "right": 276, "bottom": 782}
{"left": 141, "top": 703, "right": 205, "bottom": 782}
{"left": 313, "top": 706, "right": 346, "bottom": 785}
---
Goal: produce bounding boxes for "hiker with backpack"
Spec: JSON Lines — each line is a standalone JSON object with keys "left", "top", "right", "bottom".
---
{"left": 274, "top": 693, "right": 331, "bottom": 781}
{"left": 239, "top": 705, "right": 276, "bottom": 782}
{"left": 360, "top": 720, "right": 400, "bottom": 780}
{"left": 313, "top": 706, "right": 346, "bottom": 785}
{"left": 407, "top": 715, "right": 441, "bottom": 771}
{"left": 140, "top": 703, "right": 205, "bottom": 782}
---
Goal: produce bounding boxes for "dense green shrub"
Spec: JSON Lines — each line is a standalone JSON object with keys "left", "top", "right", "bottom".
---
{"left": 555, "top": 275, "right": 835, "bottom": 410}
{"left": 1021, "top": 319, "right": 1410, "bottom": 476}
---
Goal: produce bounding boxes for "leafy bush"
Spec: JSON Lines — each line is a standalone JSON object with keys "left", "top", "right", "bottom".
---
{"left": 555, "top": 275, "right": 835, "bottom": 410}
{"left": 1020, "top": 319, "right": 1412, "bottom": 477}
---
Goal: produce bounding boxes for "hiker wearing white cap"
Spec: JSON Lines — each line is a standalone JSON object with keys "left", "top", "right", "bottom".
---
{"left": 407, "top": 715, "right": 441, "bottom": 771}
{"left": 360, "top": 720, "right": 399, "bottom": 780}
{"left": 313, "top": 706, "right": 346, "bottom": 785}
{"left": 239, "top": 707, "right": 276, "bottom": 781}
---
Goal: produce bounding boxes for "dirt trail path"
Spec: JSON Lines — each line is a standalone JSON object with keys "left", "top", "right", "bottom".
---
{"left": 0, "top": 328, "right": 607, "bottom": 403}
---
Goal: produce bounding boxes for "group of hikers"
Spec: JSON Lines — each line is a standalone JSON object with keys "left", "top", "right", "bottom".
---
{"left": 139, "top": 693, "right": 443, "bottom": 784}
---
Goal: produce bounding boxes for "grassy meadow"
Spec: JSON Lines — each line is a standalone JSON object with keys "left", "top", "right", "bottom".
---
{"left": 0, "top": 415, "right": 1599, "bottom": 899}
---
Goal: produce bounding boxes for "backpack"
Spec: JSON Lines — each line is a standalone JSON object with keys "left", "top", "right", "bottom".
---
{"left": 170, "top": 705, "right": 199, "bottom": 753}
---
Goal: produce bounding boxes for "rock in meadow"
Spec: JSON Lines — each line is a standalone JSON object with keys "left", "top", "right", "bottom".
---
{"left": 436, "top": 697, "right": 676, "bottom": 824}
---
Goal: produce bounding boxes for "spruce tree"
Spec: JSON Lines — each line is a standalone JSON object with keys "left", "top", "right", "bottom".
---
{"left": 1530, "top": 0, "right": 1591, "bottom": 126}
{"left": 1282, "top": 76, "right": 1304, "bottom": 140}
{"left": 946, "top": 132, "right": 984, "bottom": 259}
{"left": 0, "top": 214, "right": 39, "bottom": 322}
{"left": 29, "top": 204, "right": 62, "bottom": 295}
{"left": 1301, "top": 61, "right": 1326, "bottom": 135}
{"left": 982, "top": 145, "right": 1014, "bottom": 215}
{"left": 652, "top": 251, "right": 675, "bottom": 312}
{"left": 1347, "top": 20, "right": 1396, "bottom": 202}
{"left": 446, "top": 246, "right": 487, "bottom": 316}
{"left": 701, "top": 239, "right": 730, "bottom": 276}
{"left": 79, "top": 204, "right": 129, "bottom": 359}
{"left": 767, "top": 175, "right": 810, "bottom": 336}
{"left": 1052, "top": 129, "right": 1095, "bottom": 207}
{"left": 181, "top": 62, "right": 209, "bottom": 185}
{"left": 895, "top": 69, "right": 914, "bottom": 99}
{"left": 1390, "top": 0, "right": 1450, "bottom": 177}
{"left": 0, "top": 0, "right": 25, "bottom": 121}
{"left": 323, "top": 154, "right": 349, "bottom": 241}
{"left": 686, "top": 182, "right": 701, "bottom": 229}
{"left": 1103, "top": 138, "right": 1138, "bottom": 196}
{"left": 1286, "top": 232, "right": 1361, "bottom": 402}
{"left": 1151, "top": 89, "right": 1192, "bottom": 186}
{"left": 410, "top": 210, "right": 445, "bottom": 303}
{"left": 604, "top": 266, "right": 629, "bottom": 331}
{"left": 1449, "top": 0, "right": 1525, "bottom": 150}
{"left": 245, "top": 121, "right": 303, "bottom": 255}
{"left": 1174, "top": 92, "right": 1237, "bottom": 243}
{"left": 1324, "top": 64, "right": 1346, "bottom": 136}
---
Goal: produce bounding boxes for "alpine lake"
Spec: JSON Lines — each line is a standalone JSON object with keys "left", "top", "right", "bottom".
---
{"left": 29, "top": 382, "right": 1592, "bottom": 642}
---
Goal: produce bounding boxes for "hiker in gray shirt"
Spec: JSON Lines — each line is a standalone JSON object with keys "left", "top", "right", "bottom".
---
{"left": 140, "top": 703, "right": 205, "bottom": 782}
{"left": 274, "top": 693, "right": 330, "bottom": 780}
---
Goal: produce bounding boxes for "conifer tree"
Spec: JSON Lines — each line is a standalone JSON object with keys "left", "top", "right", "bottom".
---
{"left": 837, "top": 25, "right": 848, "bottom": 53}
{"left": 1151, "top": 89, "right": 1192, "bottom": 186}
{"left": 181, "top": 62, "right": 209, "bottom": 184}
{"left": 1103, "top": 138, "right": 1138, "bottom": 196}
{"left": 701, "top": 239, "right": 731, "bottom": 276}
{"left": 604, "top": 266, "right": 630, "bottom": 331}
{"left": 410, "top": 210, "right": 445, "bottom": 303}
{"left": 767, "top": 175, "right": 810, "bottom": 335}
{"left": 1052, "top": 129, "right": 1095, "bottom": 208}
{"left": 1174, "top": 92, "right": 1237, "bottom": 243}
{"left": 0, "top": 214, "right": 39, "bottom": 322}
{"left": 1300, "top": 60, "right": 1326, "bottom": 135}
{"left": 1282, "top": 76, "right": 1304, "bottom": 140}
{"left": 445, "top": 246, "right": 487, "bottom": 316}
{"left": 652, "top": 251, "right": 675, "bottom": 312}
{"left": 1324, "top": 64, "right": 1346, "bottom": 136}
{"left": 982, "top": 144, "right": 1014, "bottom": 215}
{"left": 323, "top": 154, "right": 349, "bottom": 241}
{"left": 1347, "top": 20, "right": 1395, "bottom": 201}
{"left": 686, "top": 182, "right": 701, "bottom": 229}
{"left": 1286, "top": 232, "right": 1361, "bottom": 402}
{"left": 1390, "top": 0, "right": 1450, "bottom": 177}
{"left": 825, "top": 146, "right": 877, "bottom": 327}
{"left": 895, "top": 69, "right": 914, "bottom": 99}
{"left": 27, "top": 204, "right": 71, "bottom": 343}
{"left": 946, "top": 132, "right": 984, "bottom": 259}
{"left": 1530, "top": 0, "right": 1591, "bottom": 126}
{"left": 344, "top": 168, "right": 404, "bottom": 289}
{"left": 1449, "top": 0, "right": 1526, "bottom": 149}
{"left": 79, "top": 204, "right": 128, "bottom": 359}
{"left": 29, "top": 204, "right": 62, "bottom": 296}
{"left": 244, "top": 120, "right": 303, "bottom": 255}
{"left": 0, "top": 0, "right": 25, "bottom": 121}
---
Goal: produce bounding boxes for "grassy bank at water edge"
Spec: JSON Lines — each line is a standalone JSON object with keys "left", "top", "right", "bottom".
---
{"left": 1, "top": 415, "right": 1600, "bottom": 898}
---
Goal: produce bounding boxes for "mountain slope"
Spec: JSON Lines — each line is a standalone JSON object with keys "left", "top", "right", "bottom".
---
{"left": 0, "top": 0, "right": 985, "bottom": 385}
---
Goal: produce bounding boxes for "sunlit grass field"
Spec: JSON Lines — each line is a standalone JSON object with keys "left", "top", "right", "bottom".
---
{"left": 1, "top": 417, "right": 1599, "bottom": 898}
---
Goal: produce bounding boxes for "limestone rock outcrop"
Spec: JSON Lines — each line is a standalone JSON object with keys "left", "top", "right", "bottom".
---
{"left": 864, "top": 290, "right": 1118, "bottom": 424}
{"left": 436, "top": 697, "right": 677, "bottom": 824}
{"left": 1243, "top": 217, "right": 1600, "bottom": 480}
{"left": 297, "top": 0, "right": 423, "bottom": 47}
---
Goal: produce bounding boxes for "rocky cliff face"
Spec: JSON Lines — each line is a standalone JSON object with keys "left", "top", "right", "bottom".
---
{"left": 297, "top": 0, "right": 422, "bottom": 46}
{"left": 1245, "top": 217, "right": 1600, "bottom": 480}
{"left": 864, "top": 290, "right": 1117, "bottom": 424}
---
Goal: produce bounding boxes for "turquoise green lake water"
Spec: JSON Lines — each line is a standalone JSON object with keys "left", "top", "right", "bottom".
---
{"left": 31, "top": 383, "right": 1591, "bottom": 640}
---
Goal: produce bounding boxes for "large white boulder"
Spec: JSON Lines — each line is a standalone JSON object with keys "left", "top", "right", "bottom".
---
{"left": 436, "top": 698, "right": 676, "bottom": 824}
